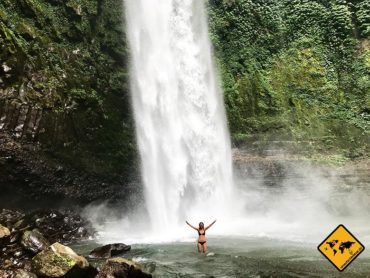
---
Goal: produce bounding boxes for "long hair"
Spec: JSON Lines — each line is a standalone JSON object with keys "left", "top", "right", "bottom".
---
{"left": 199, "top": 222, "right": 204, "bottom": 229}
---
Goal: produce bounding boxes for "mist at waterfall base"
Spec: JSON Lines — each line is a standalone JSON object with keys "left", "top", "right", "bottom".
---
{"left": 84, "top": 162, "right": 370, "bottom": 245}
{"left": 83, "top": 0, "right": 370, "bottom": 247}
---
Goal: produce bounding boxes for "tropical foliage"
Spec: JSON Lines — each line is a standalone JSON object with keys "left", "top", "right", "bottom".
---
{"left": 209, "top": 0, "right": 370, "bottom": 156}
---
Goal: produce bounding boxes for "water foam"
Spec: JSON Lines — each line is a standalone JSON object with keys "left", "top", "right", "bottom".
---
{"left": 85, "top": 0, "right": 370, "bottom": 245}
{"left": 124, "top": 0, "right": 235, "bottom": 237}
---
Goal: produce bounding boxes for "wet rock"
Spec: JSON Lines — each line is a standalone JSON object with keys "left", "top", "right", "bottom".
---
{"left": 0, "top": 103, "right": 138, "bottom": 205}
{"left": 143, "top": 262, "right": 156, "bottom": 274}
{"left": 10, "top": 232, "right": 21, "bottom": 243}
{"left": 0, "top": 209, "right": 25, "bottom": 228}
{"left": 0, "top": 270, "right": 13, "bottom": 278}
{"left": 13, "top": 269, "right": 38, "bottom": 278}
{"left": 0, "top": 269, "right": 37, "bottom": 278}
{"left": 21, "top": 229, "right": 49, "bottom": 254}
{"left": 0, "top": 209, "right": 94, "bottom": 271}
{"left": 96, "top": 257, "right": 152, "bottom": 278}
{"left": 25, "top": 209, "right": 93, "bottom": 243}
{"left": 31, "top": 242, "right": 90, "bottom": 277}
{"left": 3, "top": 259, "right": 13, "bottom": 268}
{"left": 89, "top": 243, "right": 131, "bottom": 259}
{"left": 0, "top": 224, "right": 10, "bottom": 238}
{"left": 13, "top": 219, "right": 26, "bottom": 230}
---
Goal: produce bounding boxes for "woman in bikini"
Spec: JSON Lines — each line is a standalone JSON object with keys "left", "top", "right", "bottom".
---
{"left": 186, "top": 220, "right": 216, "bottom": 253}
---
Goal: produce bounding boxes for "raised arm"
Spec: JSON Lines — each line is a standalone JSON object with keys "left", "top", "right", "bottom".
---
{"left": 186, "top": 221, "right": 198, "bottom": 231}
{"left": 205, "top": 220, "right": 216, "bottom": 230}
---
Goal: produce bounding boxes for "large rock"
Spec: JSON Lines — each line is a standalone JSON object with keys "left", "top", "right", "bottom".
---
{"left": 21, "top": 229, "right": 50, "bottom": 254}
{"left": 31, "top": 242, "right": 91, "bottom": 277}
{"left": 0, "top": 209, "right": 95, "bottom": 272}
{"left": 13, "top": 269, "right": 38, "bottom": 278}
{"left": 0, "top": 224, "right": 10, "bottom": 238}
{"left": 96, "top": 257, "right": 152, "bottom": 278}
{"left": 0, "top": 269, "right": 37, "bottom": 278}
{"left": 89, "top": 243, "right": 131, "bottom": 259}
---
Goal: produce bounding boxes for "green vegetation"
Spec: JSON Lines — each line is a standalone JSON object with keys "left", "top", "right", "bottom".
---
{"left": 209, "top": 0, "right": 370, "bottom": 157}
{"left": 0, "top": 0, "right": 136, "bottom": 176}
{"left": 1, "top": 0, "right": 369, "bottom": 177}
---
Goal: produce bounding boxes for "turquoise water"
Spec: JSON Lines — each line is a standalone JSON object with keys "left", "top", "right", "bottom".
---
{"left": 76, "top": 163, "right": 370, "bottom": 277}
{"left": 72, "top": 237, "right": 370, "bottom": 277}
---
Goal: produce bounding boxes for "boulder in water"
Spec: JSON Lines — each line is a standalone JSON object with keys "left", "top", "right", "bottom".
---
{"left": 21, "top": 229, "right": 50, "bottom": 254}
{"left": 31, "top": 242, "right": 91, "bottom": 277}
{"left": 0, "top": 224, "right": 10, "bottom": 238}
{"left": 89, "top": 243, "right": 131, "bottom": 258}
{"left": 96, "top": 257, "right": 152, "bottom": 278}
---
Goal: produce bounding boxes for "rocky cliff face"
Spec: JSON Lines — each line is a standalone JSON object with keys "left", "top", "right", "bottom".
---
{"left": 0, "top": 0, "right": 139, "bottom": 206}
{"left": 0, "top": 99, "right": 42, "bottom": 139}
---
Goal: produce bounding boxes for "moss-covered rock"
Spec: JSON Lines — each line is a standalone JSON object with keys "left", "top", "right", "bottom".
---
{"left": 31, "top": 242, "right": 89, "bottom": 277}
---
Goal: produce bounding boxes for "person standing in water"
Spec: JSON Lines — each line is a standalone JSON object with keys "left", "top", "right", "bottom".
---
{"left": 186, "top": 220, "right": 216, "bottom": 253}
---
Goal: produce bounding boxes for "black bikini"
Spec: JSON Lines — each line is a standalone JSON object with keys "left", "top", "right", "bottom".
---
{"left": 198, "top": 230, "right": 206, "bottom": 245}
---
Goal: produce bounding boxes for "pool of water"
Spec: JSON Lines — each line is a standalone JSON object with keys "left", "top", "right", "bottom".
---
{"left": 72, "top": 237, "right": 370, "bottom": 277}
{"left": 79, "top": 160, "right": 370, "bottom": 277}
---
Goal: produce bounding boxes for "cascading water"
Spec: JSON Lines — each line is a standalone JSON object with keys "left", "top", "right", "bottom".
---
{"left": 125, "top": 0, "right": 235, "bottom": 236}
{"left": 87, "top": 0, "right": 370, "bottom": 245}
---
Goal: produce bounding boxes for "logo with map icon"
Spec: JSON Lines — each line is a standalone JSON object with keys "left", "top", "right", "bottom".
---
{"left": 318, "top": 225, "right": 365, "bottom": 271}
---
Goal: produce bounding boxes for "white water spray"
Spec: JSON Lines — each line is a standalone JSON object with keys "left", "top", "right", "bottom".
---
{"left": 86, "top": 0, "right": 370, "bottom": 245}
{"left": 125, "top": 0, "right": 235, "bottom": 235}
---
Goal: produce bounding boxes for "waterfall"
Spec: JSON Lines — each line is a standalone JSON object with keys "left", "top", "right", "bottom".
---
{"left": 125, "top": 0, "right": 235, "bottom": 235}
{"left": 83, "top": 0, "right": 370, "bottom": 246}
